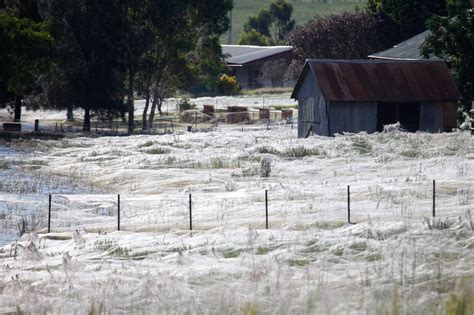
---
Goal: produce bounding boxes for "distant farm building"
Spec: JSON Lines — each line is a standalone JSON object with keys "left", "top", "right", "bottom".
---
{"left": 222, "top": 45, "right": 293, "bottom": 89}
{"left": 368, "top": 30, "right": 433, "bottom": 61}
{"left": 291, "top": 59, "right": 462, "bottom": 138}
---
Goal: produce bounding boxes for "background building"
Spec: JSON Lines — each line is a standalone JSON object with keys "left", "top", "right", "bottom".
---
{"left": 222, "top": 45, "right": 293, "bottom": 89}
{"left": 368, "top": 30, "right": 433, "bottom": 61}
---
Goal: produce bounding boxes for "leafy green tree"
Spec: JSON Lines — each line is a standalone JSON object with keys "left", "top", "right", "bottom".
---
{"left": 0, "top": 11, "right": 53, "bottom": 121}
{"left": 118, "top": 0, "right": 156, "bottom": 134}
{"left": 40, "top": 0, "right": 125, "bottom": 131}
{"left": 0, "top": 0, "right": 42, "bottom": 22}
{"left": 2, "top": 0, "right": 231, "bottom": 131}
{"left": 243, "top": 9, "right": 271, "bottom": 37}
{"left": 238, "top": 28, "right": 270, "bottom": 45}
{"left": 268, "top": 0, "right": 295, "bottom": 44}
{"left": 240, "top": 0, "right": 295, "bottom": 46}
{"left": 367, "top": 0, "right": 447, "bottom": 39}
{"left": 137, "top": 0, "right": 232, "bottom": 130}
{"left": 187, "top": 36, "right": 228, "bottom": 95}
{"left": 423, "top": 0, "right": 474, "bottom": 114}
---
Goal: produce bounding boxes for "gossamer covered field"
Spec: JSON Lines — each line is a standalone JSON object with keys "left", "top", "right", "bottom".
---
{"left": 0, "top": 123, "right": 473, "bottom": 314}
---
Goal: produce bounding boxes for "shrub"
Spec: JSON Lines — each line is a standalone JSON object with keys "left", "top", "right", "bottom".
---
{"left": 259, "top": 156, "right": 273, "bottom": 177}
{"left": 424, "top": 217, "right": 453, "bottom": 230}
{"left": 258, "top": 145, "right": 320, "bottom": 159}
{"left": 216, "top": 74, "right": 240, "bottom": 95}
{"left": 178, "top": 98, "right": 196, "bottom": 123}
{"left": 145, "top": 147, "right": 170, "bottom": 155}
{"left": 177, "top": 98, "right": 195, "bottom": 112}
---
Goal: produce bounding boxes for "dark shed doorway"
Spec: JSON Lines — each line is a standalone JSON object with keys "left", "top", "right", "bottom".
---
{"left": 377, "top": 102, "right": 420, "bottom": 132}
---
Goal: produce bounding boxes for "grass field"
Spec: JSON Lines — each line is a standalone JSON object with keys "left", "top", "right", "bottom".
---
{"left": 224, "top": 0, "right": 365, "bottom": 44}
{"left": 1, "top": 95, "right": 472, "bottom": 313}
{"left": 1, "top": 121, "right": 473, "bottom": 313}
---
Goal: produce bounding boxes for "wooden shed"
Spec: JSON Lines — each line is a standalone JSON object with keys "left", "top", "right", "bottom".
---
{"left": 291, "top": 59, "right": 462, "bottom": 138}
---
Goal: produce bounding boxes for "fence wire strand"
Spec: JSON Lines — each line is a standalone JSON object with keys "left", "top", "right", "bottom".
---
{"left": 0, "top": 180, "right": 472, "bottom": 239}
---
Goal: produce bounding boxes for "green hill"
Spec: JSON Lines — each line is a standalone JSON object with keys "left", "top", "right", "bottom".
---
{"left": 224, "top": 0, "right": 365, "bottom": 44}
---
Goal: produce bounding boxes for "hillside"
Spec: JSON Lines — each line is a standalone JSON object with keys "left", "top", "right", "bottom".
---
{"left": 224, "top": 0, "right": 365, "bottom": 44}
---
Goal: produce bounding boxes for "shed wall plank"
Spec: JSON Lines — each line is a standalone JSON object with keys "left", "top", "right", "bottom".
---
{"left": 297, "top": 70, "right": 324, "bottom": 137}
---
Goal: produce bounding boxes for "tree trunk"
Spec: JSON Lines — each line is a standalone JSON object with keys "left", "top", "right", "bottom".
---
{"left": 127, "top": 70, "right": 135, "bottom": 134}
{"left": 67, "top": 105, "right": 74, "bottom": 121}
{"left": 142, "top": 84, "right": 151, "bottom": 131}
{"left": 121, "top": 94, "right": 126, "bottom": 123}
{"left": 157, "top": 98, "right": 163, "bottom": 116}
{"left": 121, "top": 110, "right": 126, "bottom": 123}
{"left": 83, "top": 107, "right": 91, "bottom": 132}
{"left": 14, "top": 96, "right": 21, "bottom": 122}
{"left": 148, "top": 91, "right": 159, "bottom": 130}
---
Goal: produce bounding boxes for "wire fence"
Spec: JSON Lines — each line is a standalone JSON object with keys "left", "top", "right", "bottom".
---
{"left": 13, "top": 108, "right": 296, "bottom": 138}
{"left": 1, "top": 180, "right": 472, "bottom": 241}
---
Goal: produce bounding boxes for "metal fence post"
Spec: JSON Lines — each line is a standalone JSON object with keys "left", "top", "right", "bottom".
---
{"left": 265, "top": 190, "right": 268, "bottom": 229}
{"left": 347, "top": 185, "right": 351, "bottom": 224}
{"left": 117, "top": 194, "right": 121, "bottom": 231}
{"left": 48, "top": 194, "right": 52, "bottom": 233}
{"left": 432, "top": 180, "right": 436, "bottom": 218}
{"left": 189, "top": 194, "right": 192, "bottom": 231}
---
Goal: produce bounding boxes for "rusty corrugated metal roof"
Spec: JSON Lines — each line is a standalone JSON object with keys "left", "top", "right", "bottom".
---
{"left": 291, "top": 59, "right": 462, "bottom": 102}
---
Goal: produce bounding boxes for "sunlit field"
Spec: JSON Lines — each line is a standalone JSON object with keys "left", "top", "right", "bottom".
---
{"left": 0, "top": 98, "right": 473, "bottom": 313}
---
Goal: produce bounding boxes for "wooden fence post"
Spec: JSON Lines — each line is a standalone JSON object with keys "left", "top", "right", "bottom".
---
{"left": 117, "top": 194, "right": 121, "bottom": 231}
{"left": 347, "top": 185, "right": 351, "bottom": 224}
{"left": 189, "top": 194, "right": 192, "bottom": 230}
{"left": 432, "top": 180, "right": 436, "bottom": 218}
{"left": 48, "top": 194, "right": 52, "bottom": 233}
{"left": 265, "top": 190, "right": 268, "bottom": 229}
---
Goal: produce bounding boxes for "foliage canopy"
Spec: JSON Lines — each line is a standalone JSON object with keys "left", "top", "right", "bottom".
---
{"left": 423, "top": 0, "right": 474, "bottom": 113}
{"left": 239, "top": 0, "right": 295, "bottom": 46}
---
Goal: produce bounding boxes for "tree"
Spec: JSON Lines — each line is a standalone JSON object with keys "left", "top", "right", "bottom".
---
{"left": 243, "top": 9, "right": 271, "bottom": 37}
{"left": 260, "top": 59, "right": 287, "bottom": 87}
{"left": 40, "top": 0, "right": 125, "bottom": 131}
{"left": 2, "top": 0, "right": 232, "bottom": 131}
{"left": 187, "top": 36, "right": 228, "bottom": 95}
{"left": 138, "top": 0, "right": 233, "bottom": 130}
{"left": 118, "top": 0, "right": 156, "bottom": 134}
{"left": 366, "top": 0, "right": 447, "bottom": 40}
{"left": 423, "top": 0, "right": 474, "bottom": 115}
{"left": 238, "top": 28, "right": 269, "bottom": 45}
{"left": 0, "top": 11, "right": 53, "bottom": 121}
{"left": 268, "top": 0, "right": 295, "bottom": 44}
{"left": 284, "top": 58, "right": 305, "bottom": 81}
{"left": 0, "top": 0, "right": 42, "bottom": 22}
{"left": 239, "top": 0, "right": 295, "bottom": 46}
{"left": 287, "top": 11, "right": 394, "bottom": 61}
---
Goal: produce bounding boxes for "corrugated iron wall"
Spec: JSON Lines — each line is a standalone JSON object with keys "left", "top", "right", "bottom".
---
{"left": 329, "top": 102, "right": 377, "bottom": 135}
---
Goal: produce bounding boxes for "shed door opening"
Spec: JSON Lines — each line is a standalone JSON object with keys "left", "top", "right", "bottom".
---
{"left": 377, "top": 102, "right": 420, "bottom": 132}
